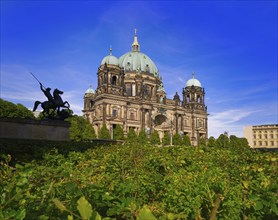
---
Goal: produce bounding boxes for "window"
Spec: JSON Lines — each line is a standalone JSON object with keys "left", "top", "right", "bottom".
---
{"left": 258, "top": 134, "right": 262, "bottom": 139}
{"left": 130, "top": 112, "right": 135, "bottom": 120}
{"left": 90, "top": 100, "right": 94, "bottom": 108}
{"left": 264, "top": 134, "right": 268, "bottom": 139}
{"left": 270, "top": 141, "right": 274, "bottom": 146}
{"left": 253, "top": 134, "right": 256, "bottom": 139}
{"left": 254, "top": 141, "right": 256, "bottom": 146}
{"left": 259, "top": 141, "right": 262, "bottom": 145}
{"left": 270, "top": 134, "right": 274, "bottom": 139}
{"left": 265, "top": 141, "right": 268, "bottom": 146}
{"left": 111, "top": 75, "right": 117, "bottom": 85}
{"left": 112, "top": 109, "right": 117, "bottom": 117}
{"left": 126, "top": 84, "right": 131, "bottom": 96}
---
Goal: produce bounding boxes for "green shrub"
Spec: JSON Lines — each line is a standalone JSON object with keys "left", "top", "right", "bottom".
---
{"left": 137, "top": 129, "right": 148, "bottom": 145}
{"left": 98, "top": 125, "right": 110, "bottom": 139}
{"left": 1, "top": 143, "right": 277, "bottom": 219}
{"left": 149, "top": 130, "right": 160, "bottom": 145}
{"left": 113, "top": 125, "right": 124, "bottom": 140}
{"left": 162, "top": 131, "right": 170, "bottom": 146}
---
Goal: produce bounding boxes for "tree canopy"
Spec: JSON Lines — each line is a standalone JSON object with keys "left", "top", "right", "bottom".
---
{"left": 67, "top": 115, "right": 96, "bottom": 141}
{"left": 0, "top": 98, "right": 35, "bottom": 119}
{"left": 99, "top": 124, "right": 110, "bottom": 139}
{"left": 137, "top": 129, "right": 148, "bottom": 145}
{"left": 150, "top": 130, "right": 160, "bottom": 145}
{"left": 113, "top": 125, "right": 124, "bottom": 140}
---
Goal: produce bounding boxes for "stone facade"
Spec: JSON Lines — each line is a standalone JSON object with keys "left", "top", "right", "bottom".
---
{"left": 244, "top": 124, "right": 278, "bottom": 148}
{"left": 83, "top": 32, "right": 208, "bottom": 146}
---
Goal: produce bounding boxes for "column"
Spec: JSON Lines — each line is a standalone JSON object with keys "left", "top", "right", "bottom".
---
{"left": 102, "top": 103, "right": 107, "bottom": 124}
{"left": 175, "top": 113, "right": 178, "bottom": 134}
{"left": 141, "top": 109, "right": 145, "bottom": 131}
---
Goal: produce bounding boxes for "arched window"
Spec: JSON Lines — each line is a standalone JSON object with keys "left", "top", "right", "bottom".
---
{"left": 112, "top": 75, "right": 117, "bottom": 85}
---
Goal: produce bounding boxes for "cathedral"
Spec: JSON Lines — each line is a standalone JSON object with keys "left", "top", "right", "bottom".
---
{"left": 83, "top": 31, "right": 208, "bottom": 146}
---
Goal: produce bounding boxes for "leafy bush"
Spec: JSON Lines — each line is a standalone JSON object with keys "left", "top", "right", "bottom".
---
{"left": 127, "top": 128, "right": 137, "bottom": 143}
{"left": 183, "top": 135, "right": 191, "bottom": 146}
{"left": 162, "top": 132, "right": 170, "bottom": 146}
{"left": 113, "top": 124, "right": 124, "bottom": 140}
{"left": 98, "top": 125, "right": 110, "bottom": 139}
{"left": 1, "top": 144, "right": 277, "bottom": 219}
{"left": 137, "top": 129, "right": 148, "bottom": 145}
{"left": 173, "top": 133, "right": 182, "bottom": 146}
{"left": 150, "top": 130, "right": 160, "bottom": 145}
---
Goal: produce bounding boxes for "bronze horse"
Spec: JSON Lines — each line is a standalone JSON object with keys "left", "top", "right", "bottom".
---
{"left": 33, "top": 88, "right": 70, "bottom": 116}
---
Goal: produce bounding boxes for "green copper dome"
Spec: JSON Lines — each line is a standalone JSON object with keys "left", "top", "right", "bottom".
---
{"left": 101, "top": 47, "right": 119, "bottom": 66}
{"left": 118, "top": 31, "right": 159, "bottom": 77}
{"left": 186, "top": 73, "right": 202, "bottom": 87}
{"left": 119, "top": 52, "right": 159, "bottom": 76}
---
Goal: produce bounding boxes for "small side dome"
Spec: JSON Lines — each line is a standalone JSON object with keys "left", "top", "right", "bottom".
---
{"left": 100, "top": 47, "right": 119, "bottom": 66}
{"left": 186, "top": 73, "right": 202, "bottom": 87}
{"left": 85, "top": 85, "right": 95, "bottom": 94}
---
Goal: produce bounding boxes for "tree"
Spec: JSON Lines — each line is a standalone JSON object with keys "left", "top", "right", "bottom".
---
{"left": 216, "top": 134, "right": 229, "bottom": 147}
{"left": 162, "top": 132, "right": 171, "bottom": 146}
{"left": 150, "top": 130, "right": 160, "bottom": 145}
{"left": 199, "top": 137, "right": 206, "bottom": 147}
{"left": 230, "top": 135, "right": 249, "bottom": 148}
{"left": 113, "top": 125, "right": 124, "bottom": 140}
{"left": 0, "top": 98, "right": 34, "bottom": 119}
{"left": 67, "top": 115, "right": 96, "bottom": 141}
{"left": 173, "top": 133, "right": 182, "bottom": 146}
{"left": 99, "top": 124, "right": 110, "bottom": 139}
{"left": 183, "top": 135, "right": 191, "bottom": 146}
{"left": 137, "top": 129, "right": 148, "bottom": 145}
{"left": 207, "top": 136, "right": 216, "bottom": 147}
{"left": 127, "top": 128, "right": 137, "bottom": 143}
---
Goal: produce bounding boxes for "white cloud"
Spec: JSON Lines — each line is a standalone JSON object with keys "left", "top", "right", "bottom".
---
{"left": 208, "top": 109, "right": 259, "bottom": 138}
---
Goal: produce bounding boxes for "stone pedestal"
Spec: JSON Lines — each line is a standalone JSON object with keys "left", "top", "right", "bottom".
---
{"left": 0, "top": 118, "right": 70, "bottom": 141}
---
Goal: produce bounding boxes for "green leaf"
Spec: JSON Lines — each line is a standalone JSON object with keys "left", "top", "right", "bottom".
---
{"left": 15, "top": 209, "right": 26, "bottom": 220}
{"left": 137, "top": 205, "right": 157, "bottom": 220}
{"left": 68, "top": 215, "right": 74, "bottom": 220}
{"left": 77, "top": 196, "right": 93, "bottom": 220}
{"left": 92, "top": 211, "right": 102, "bottom": 220}
{"left": 53, "top": 198, "right": 67, "bottom": 211}
{"left": 254, "top": 201, "right": 263, "bottom": 211}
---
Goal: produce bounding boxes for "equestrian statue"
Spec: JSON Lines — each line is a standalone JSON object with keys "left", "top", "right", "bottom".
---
{"left": 31, "top": 72, "right": 71, "bottom": 120}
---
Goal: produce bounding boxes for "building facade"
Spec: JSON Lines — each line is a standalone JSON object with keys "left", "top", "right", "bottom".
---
{"left": 83, "top": 32, "right": 208, "bottom": 146}
{"left": 244, "top": 124, "right": 278, "bottom": 148}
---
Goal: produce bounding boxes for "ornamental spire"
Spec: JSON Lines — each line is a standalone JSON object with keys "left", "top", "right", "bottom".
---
{"left": 109, "top": 45, "right": 112, "bottom": 55}
{"left": 192, "top": 72, "right": 195, "bottom": 79}
{"left": 132, "top": 28, "right": 140, "bottom": 52}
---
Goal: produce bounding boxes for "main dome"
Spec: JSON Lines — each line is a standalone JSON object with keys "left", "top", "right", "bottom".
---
{"left": 118, "top": 31, "right": 159, "bottom": 77}
{"left": 119, "top": 52, "right": 159, "bottom": 76}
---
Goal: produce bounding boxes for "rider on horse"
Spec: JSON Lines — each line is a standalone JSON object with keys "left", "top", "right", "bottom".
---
{"left": 40, "top": 83, "right": 55, "bottom": 104}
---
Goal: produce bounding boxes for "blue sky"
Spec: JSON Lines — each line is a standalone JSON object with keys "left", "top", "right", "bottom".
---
{"left": 1, "top": 1, "right": 277, "bottom": 138}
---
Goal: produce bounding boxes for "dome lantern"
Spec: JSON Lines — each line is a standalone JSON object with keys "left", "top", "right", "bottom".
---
{"left": 132, "top": 28, "right": 140, "bottom": 52}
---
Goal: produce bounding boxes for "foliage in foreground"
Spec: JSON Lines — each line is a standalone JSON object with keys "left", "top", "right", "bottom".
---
{"left": 1, "top": 143, "right": 277, "bottom": 220}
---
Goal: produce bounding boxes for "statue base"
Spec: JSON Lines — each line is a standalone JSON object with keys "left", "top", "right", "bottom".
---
{"left": 0, "top": 118, "right": 70, "bottom": 141}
